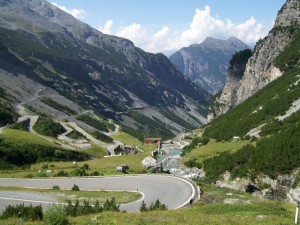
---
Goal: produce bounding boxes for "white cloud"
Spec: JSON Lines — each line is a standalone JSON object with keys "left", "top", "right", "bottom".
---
{"left": 100, "top": 20, "right": 114, "bottom": 34}
{"left": 98, "top": 6, "right": 270, "bottom": 55}
{"left": 99, "top": 22, "right": 148, "bottom": 47}
{"left": 116, "top": 23, "right": 142, "bottom": 41}
{"left": 147, "top": 26, "right": 172, "bottom": 52}
{"left": 51, "top": 2, "right": 86, "bottom": 19}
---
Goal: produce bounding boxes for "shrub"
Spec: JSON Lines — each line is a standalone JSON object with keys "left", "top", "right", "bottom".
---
{"left": 140, "top": 199, "right": 167, "bottom": 212}
{"left": 81, "top": 163, "right": 89, "bottom": 170}
{"left": 33, "top": 116, "right": 66, "bottom": 137}
{"left": 44, "top": 204, "right": 68, "bottom": 225}
{"left": 36, "top": 171, "right": 47, "bottom": 177}
{"left": 71, "top": 184, "right": 80, "bottom": 191}
{"left": 184, "top": 157, "right": 202, "bottom": 169}
{"left": 67, "top": 130, "right": 85, "bottom": 140}
{"left": 42, "top": 163, "right": 48, "bottom": 169}
{"left": 52, "top": 185, "right": 60, "bottom": 190}
{"left": 139, "top": 201, "right": 148, "bottom": 212}
{"left": 1, "top": 204, "right": 43, "bottom": 221}
{"left": 76, "top": 114, "right": 108, "bottom": 132}
{"left": 91, "top": 131, "right": 113, "bottom": 143}
{"left": 72, "top": 168, "right": 87, "bottom": 177}
{"left": 9, "top": 119, "right": 30, "bottom": 131}
{"left": 102, "top": 197, "right": 119, "bottom": 212}
{"left": 65, "top": 199, "right": 103, "bottom": 217}
{"left": 55, "top": 170, "right": 69, "bottom": 177}
{"left": 90, "top": 171, "right": 100, "bottom": 176}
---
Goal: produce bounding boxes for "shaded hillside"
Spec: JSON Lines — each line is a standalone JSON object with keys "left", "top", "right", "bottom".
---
{"left": 202, "top": 28, "right": 300, "bottom": 183}
{"left": 0, "top": 0, "right": 210, "bottom": 137}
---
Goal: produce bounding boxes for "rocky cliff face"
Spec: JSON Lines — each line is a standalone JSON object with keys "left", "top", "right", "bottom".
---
{"left": 215, "top": 171, "right": 300, "bottom": 204}
{"left": 169, "top": 37, "right": 248, "bottom": 95}
{"left": 0, "top": 0, "right": 210, "bottom": 136}
{"left": 208, "top": 0, "right": 300, "bottom": 121}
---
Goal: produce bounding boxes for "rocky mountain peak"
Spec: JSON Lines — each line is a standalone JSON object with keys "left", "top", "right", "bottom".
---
{"left": 208, "top": 0, "right": 300, "bottom": 121}
{"left": 169, "top": 37, "right": 248, "bottom": 95}
{"left": 275, "top": 0, "right": 300, "bottom": 27}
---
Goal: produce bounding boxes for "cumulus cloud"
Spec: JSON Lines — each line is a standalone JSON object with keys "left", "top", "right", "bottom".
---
{"left": 51, "top": 2, "right": 86, "bottom": 19}
{"left": 98, "top": 5, "right": 270, "bottom": 55}
{"left": 100, "top": 20, "right": 114, "bottom": 34}
{"left": 179, "top": 6, "right": 265, "bottom": 47}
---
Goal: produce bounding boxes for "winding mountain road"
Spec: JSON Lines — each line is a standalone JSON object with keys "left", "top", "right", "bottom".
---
{"left": 0, "top": 175, "right": 197, "bottom": 212}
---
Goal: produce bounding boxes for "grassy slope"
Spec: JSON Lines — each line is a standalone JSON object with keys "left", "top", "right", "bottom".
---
{"left": 39, "top": 143, "right": 156, "bottom": 176}
{"left": 70, "top": 183, "right": 295, "bottom": 225}
{"left": 0, "top": 186, "right": 141, "bottom": 204}
{"left": 0, "top": 128, "right": 58, "bottom": 147}
{"left": 80, "top": 144, "right": 107, "bottom": 158}
{"left": 204, "top": 29, "right": 300, "bottom": 141}
{"left": 183, "top": 139, "right": 251, "bottom": 164}
{"left": 197, "top": 29, "right": 300, "bottom": 180}
{"left": 111, "top": 131, "right": 141, "bottom": 146}
{"left": 0, "top": 144, "right": 157, "bottom": 178}
{"left": 1, "top": 183, "right": 294, "bottom": 225}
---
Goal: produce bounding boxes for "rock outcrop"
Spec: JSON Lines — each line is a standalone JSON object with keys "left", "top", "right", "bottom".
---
{"left": 215, "top": 171, "right": 300, "bottom": 204}
{"left": 142, "top": 156, "right": 158, "bottom": 170}
{"left": 208, "top": 0, "right": 300, "bottom": 121}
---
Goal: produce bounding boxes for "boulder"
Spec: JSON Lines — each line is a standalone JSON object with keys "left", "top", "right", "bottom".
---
{"left": 116, "top": 164, "right": 129, "bottom": 173}
{"left": 142, "top": 156, "right": 158, "bottom": 170}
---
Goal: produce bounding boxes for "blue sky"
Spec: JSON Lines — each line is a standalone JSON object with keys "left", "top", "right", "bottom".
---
{"left": 51, "top": 0, "right": 286, "bottom": 55}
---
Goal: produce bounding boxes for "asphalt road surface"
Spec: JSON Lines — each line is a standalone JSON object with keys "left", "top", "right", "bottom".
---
{"left": 0, "top": 175, "right": 196, "bottom": 212}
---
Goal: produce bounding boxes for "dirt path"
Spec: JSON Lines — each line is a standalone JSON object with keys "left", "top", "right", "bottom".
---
{"left": 67, "top": 122, "right": 116, "bottom": 154}
{"left": 277, "top": 98, "right": 300, "bottom": 121}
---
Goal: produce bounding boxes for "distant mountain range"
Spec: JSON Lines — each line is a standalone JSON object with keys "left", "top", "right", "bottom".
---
{"left": 0, "top": 0, "right": 210, "bottom": 137}
{"left": 169, "top": 37, "right": 249, "bottom": 95}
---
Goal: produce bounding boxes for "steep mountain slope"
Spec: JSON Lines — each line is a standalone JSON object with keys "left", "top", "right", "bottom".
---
{"left": 209, "top": 0, "right": 300, "bottom": 121}
{"left": 189, "top": 0, "right": 300, "bottom": 202}
{"left": 0, "top": 0, "right": 210, "bottom": 137}
{"left": 169, "top": 37, "right": 249, "bottom": 95}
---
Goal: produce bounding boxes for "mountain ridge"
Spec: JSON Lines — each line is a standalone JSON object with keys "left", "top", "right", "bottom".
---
{"left": 0, "top": 0, "right": 210, "bottom": 137}
{"left": 208, "top": 0, "right": 300, "bottom": 121}
{"left": 169, "top": 37, "right": 249, "bottom": 95}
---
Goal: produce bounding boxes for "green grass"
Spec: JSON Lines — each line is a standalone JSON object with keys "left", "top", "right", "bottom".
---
{"left": 68, "top": 183, "right": 294, "bottom": 225}
{"left": 80, "top": 144, "right": 107, "bottom": 158}
{"left": 183, "top": 139, "right": 251, "bottom": 164}
{"left": 0, "top": 181, "right": 295, "bottom": 225}
{"left": 75, "top": 144, "right": 156, "bottom": 175}
{"left": 0, "top": 186, "right": 141, "bottom": 204}
{"left": 0, "top": 126, "right": 157, "bottom": 177}
{"left": 112, "top": 131, "right": 141, "bottom": 146}
{"left": 77, "top": 156, "right": 147, "bottom": 175}
{"left": 0, "top": 144, "right": 157, "bottom": 177}
{"left": 0, "top": 128, "right": 58, "bottom": 147}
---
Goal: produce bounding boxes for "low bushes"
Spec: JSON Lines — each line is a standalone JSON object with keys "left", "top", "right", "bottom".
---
{"left": 1, "top": 204, "right": 43, "bottom": 221}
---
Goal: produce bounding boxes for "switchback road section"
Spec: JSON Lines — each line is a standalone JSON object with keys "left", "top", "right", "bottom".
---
{"left": 0, "top": 175, "right": 197, "bottom": 212}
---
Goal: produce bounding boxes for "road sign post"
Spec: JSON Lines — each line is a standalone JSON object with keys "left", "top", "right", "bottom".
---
{"left": 295, "top": 201, "right": 300, "bottom": 224}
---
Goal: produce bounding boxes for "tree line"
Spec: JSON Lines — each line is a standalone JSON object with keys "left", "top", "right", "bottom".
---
{"left": 0, "top": 138, "right": 90, "bottom": 169}
{"left": 203, "top": 120, "right": 300, "bottom": 181}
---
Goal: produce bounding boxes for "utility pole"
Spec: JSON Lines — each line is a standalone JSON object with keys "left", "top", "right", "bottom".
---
{"left": 143, "top": 125, "right": 149, "bottom": 144}
{"left": 296, "top": 201, "right": 300, "bottom": 224}
{"left": 155, "top": 127, "right": 160, "bottom": 137}
{"left": 18, "top": 212, "right": 23, "bottom": 225}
